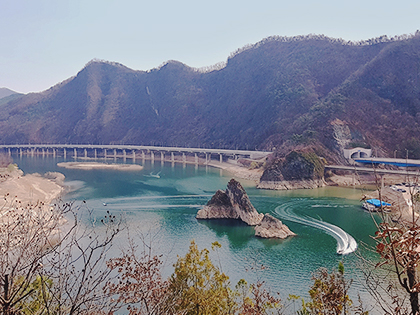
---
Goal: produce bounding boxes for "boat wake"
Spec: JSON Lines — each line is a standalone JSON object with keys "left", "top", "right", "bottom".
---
{"left": 275, "top": 202, "right": 357, "bottom": 255}
{"left": 94, "top": 195, "right": 211, "bottom": 211}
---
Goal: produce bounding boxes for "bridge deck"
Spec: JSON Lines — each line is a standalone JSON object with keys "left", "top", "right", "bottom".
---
{"left": 0, "top": 144, "right": 272, "bottom": 159}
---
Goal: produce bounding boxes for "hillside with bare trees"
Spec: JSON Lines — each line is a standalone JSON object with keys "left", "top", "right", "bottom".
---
{"left": 1, "top": 33, "right": 420, "bottom": 159}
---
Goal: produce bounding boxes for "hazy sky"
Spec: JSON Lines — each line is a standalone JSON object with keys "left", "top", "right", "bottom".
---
{"left": 1, "top": 0, "right": 419, "bottom": 93}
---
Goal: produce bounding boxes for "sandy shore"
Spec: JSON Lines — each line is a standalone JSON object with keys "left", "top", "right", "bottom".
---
{"left": 0, "top": 164, "right": 64, "bottom": 208}
{"left": 57, "top": 162, "right": 144, "bottom": 171}
{"left": 206, "top": 160, "right": 264, "bottom": 183}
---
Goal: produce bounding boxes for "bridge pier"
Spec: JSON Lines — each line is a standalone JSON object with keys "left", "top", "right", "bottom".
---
{"left": 132, "top": 150, "right": 136, "bottom": 162}
{"left": 113, "top": 149, "right": 117, "bottom": 159}
{"left": 219, "top": 153, "right": 223, "bottom": 164}
{"left": 195, "top": 153, "right": 198, "bottom": 165}
{"left": 104, "top": 149, "right": 107, "bottom": 159}
{"left": 63, "top": 148, "right": 66, "bottom": 159}
{"left": 74, "top": 148, "right": 77, "bottom": 159}
{"left": 53, "top": 149, "right": 56, "bottom": 158}
{"left": 151, "top": 151, "right": 154, "bottom": 162}
{"left": 31, "top": 148, "right": 34, "bottom": 157}
{"left": 8, "top": 148, "right": 11, "bottom": 156}
{"left": 20, "top": 149, "right": 23, "bottom": 157}
{"left": 171, "top": 152, "right": 174, "bottom": 162}
{"left": 182, "top": 152, "right": 186, "bottom": 163}
{"left": 161, "top": 152, "right": 164, "bottom": 164}
{"left": 123, "top": 149, "right": 126, "bottom": 162}
{"left": 141, "top": 151, "right": 145, "bottom": 160}
{"left": 94, "top": 149, "right": 97, "bottom": 159}
{"left": 42, "top": 149, "right": 45, "bottom": 158}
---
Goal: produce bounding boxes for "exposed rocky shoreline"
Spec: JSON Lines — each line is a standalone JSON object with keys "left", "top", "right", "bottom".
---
{"left": 0, "top": 164, "right": 64, "bottom": 207}
{"left": 257, "top": 179, "right": 326, "bottom": 190}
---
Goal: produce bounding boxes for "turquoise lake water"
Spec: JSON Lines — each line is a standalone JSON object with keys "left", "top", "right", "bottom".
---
{"left": 15, "top": 155, "right": 380, "bottom": 309}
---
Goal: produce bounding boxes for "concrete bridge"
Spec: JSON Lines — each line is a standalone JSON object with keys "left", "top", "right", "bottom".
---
{"left": 0, "top": 144, "right": 271, "bottom": 164}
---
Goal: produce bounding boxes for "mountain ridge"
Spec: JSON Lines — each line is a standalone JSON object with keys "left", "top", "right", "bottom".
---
{"left": 2, "top": 33, "right": 420, "bottom": 160}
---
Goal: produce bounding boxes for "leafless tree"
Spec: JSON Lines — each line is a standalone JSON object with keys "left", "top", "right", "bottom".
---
{"left": 0, "top": 197, "right": 122, "bottom": 315}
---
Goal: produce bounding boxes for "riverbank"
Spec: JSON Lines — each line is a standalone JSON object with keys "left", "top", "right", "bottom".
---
{"left": 0, "top": 164, "right": 64, "bottom": 208}
{"left": 209, "top": 163, "right": 416, "bottom": 220}
{"left": 206, "top": 160, "right": 264, "bottom": 183}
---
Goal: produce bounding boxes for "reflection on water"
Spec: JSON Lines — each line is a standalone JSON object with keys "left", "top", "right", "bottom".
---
{"left": 15, "top": 156, "right": 380, "bottom": 309}
{"left": 198, "top": 219, "right": 255, "bottom": 248}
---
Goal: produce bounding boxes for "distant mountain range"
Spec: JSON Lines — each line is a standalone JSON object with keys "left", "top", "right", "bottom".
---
{"left": 0, "top": 88, "right": 22, "bottom": 107}
{"left": 0, "top": 87, "right": 18, "bottom": 99}
{"left": 1, "top": 33, "right": 420, "bottom": 159}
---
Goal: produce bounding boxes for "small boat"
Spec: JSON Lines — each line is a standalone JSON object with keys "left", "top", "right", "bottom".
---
{"left": 146, "top": 171, "right": 161, "bottom": 178}
{"left": 103, "top": 202, "right": 107, "bottom": 206}
{"left": 362, "top": 199, "right": 391, "bottom": 212}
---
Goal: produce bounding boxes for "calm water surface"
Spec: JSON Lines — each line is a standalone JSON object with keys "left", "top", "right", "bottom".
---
{"left": 16, "top": 155, "right": 380, "bottom": 307}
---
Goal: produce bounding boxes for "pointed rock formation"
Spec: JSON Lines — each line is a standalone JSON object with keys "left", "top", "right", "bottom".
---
{"left": 196, "top": 179, "right": 264, "bottom": 225}
{"left": 197, "top": 179, "right": 295, "bottom": 239}
{"left": 254, "top": 214, "right": 296, "bottom": 239}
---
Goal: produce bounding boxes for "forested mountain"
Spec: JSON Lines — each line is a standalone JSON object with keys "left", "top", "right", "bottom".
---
{"left": 1, "top": 33, "right": 420, "bottom": 159}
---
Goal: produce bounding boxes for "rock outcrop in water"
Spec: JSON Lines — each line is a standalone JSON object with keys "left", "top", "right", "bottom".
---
{"left": 255, "top": 214, "right": 296, "bottom": 239}
{"left": 196, "top": 179, "right": 264, "bottom": 225}
{"left": 197, "top": 179, "right": 295, "bottom": 239}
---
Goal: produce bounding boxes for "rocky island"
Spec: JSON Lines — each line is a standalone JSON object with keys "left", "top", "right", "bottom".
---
{"left": 197, "top": 178, "right": 264, "bottom": 225}
{"left": 197, "top": 179, "right": 295, "bottom": 239}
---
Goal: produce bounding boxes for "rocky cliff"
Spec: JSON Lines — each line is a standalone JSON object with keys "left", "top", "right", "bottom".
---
{"left": 196, "top": 179, "right": 264, "bottom": 225}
